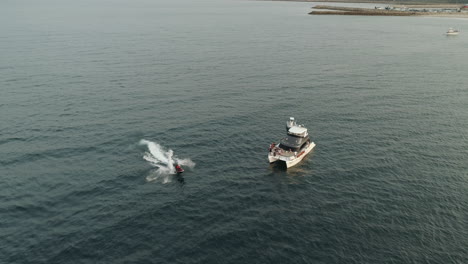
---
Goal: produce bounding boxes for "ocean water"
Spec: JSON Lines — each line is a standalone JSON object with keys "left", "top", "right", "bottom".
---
{"left": 1, "top": 0, "right": 468, "bottom": 263}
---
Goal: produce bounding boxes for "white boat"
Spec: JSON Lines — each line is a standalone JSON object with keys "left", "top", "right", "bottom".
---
{"left": 446, "top": 28, "right": 459, "bottom": 35}
{"left": 268, "top": 117, "right": 316, "bottom": 168}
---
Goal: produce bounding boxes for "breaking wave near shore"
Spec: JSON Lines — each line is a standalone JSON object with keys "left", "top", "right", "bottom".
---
{"left": 139, "top": 139, "right": 195, "bottom": 183}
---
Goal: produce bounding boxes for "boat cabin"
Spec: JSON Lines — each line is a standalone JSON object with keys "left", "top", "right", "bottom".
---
{"left": 278, "top": 134, "right": 309, "bottom": 152}
{"left": 288, "top": 126, "right": 308, "bottom": 138}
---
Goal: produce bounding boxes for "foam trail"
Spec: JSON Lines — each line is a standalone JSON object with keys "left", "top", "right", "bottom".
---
{"left": 139, "top": 139, "right": 195, "bottom": 183}
{"left": 140, "top": 139, "right": 169, "bottom": 164}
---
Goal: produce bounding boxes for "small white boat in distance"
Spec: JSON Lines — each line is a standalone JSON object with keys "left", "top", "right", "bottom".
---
{"left": 268, "top": 117, "right": 316, "bottom": 168}
{"left": 446, "top": 28, "right": 459, "bottom": 35}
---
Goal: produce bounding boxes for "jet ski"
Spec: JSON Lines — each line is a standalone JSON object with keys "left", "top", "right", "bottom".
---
{"left": 174, "top": 164, "right": 184, "bottom": 174}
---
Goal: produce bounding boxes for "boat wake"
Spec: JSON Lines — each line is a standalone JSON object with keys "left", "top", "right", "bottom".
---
{"left": 139, "top": 139, "right": 195, "bottom": 183}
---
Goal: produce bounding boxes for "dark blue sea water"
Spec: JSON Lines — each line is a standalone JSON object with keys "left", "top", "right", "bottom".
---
{"left": 1, "top": 0, "right": 468, "bottom": 263}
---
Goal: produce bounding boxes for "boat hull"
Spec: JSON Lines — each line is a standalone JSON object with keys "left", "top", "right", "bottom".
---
{"left": 269, "top": 155, "right": 279, "bottom": 163}
{"left": 268, "top": 142, "right": 316, "bottom": 168}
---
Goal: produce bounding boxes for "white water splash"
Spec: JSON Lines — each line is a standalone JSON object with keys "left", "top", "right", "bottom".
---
{"left": 139, "top": 139, "right": 195, "bottom": 183}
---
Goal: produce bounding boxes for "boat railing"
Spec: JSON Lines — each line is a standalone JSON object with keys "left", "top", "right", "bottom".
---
{"left": 271, "top": 147, "right": 296, "bottom": 157}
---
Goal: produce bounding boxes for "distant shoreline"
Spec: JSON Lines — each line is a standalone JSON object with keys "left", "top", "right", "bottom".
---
{"left": 309, "top": 4, "right": 468, "bottom": 17}
{"left": 257, "top": 0, "right": 468, "bottom": 17}
{"left": 310, "top": 8, "right": 468, "bottom": 17}
{"left": 258, "top": 0, "right": 461, "bottom": 6}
